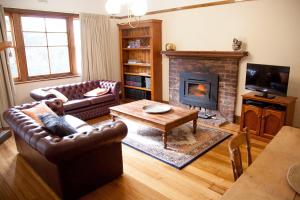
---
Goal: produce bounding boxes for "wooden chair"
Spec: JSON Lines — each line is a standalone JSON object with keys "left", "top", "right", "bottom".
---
{"left": 228, "top": 128, "right": 252, "bottom": 181}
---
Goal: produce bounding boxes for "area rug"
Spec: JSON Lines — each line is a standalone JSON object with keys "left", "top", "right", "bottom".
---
{"left": 94, "top": 119, "right": 232, "bottom": 169}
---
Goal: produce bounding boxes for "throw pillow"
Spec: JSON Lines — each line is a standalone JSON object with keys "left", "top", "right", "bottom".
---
{"left": 84, "top": 87, "right": 110, "bottom": 97}
{"left": 22, "top": 103, "right": 58, "bottom": 125}
{"left": 48, "top": 89, "right": 68, "bottom": 103}
{"left": 39, "top": 114, "right": 77, "bottom": 137}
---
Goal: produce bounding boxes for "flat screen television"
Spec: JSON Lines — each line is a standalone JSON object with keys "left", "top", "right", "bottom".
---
{"left": 245, "top": 63, "right": 290, "bottom": 99}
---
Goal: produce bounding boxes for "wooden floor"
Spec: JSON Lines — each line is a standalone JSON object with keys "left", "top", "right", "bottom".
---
{"left": 0, "top": 116, "right": 268, "bottom": 200}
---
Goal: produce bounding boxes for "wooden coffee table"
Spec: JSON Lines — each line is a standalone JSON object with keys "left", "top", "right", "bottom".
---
{"left": 109, "top": 100, "right": 199, "bottom": 149}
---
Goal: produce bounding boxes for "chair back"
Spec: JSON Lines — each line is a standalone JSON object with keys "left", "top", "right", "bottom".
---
{"left": 228, "top": 128, "right": 252, "bottom": 181}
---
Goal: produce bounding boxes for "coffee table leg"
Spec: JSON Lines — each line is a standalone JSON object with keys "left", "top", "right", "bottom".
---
{"left": 162, "top": 131, "right": 168, "bottom": 149}
{"left": 193, "top": 119, "right": 197, "bottom": 134}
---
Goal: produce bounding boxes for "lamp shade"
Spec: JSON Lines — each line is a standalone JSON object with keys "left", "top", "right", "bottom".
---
{"left": 105, "top": 0, "right": 121, "bottom": 15}
{"left": 130, "top": 0, "right": 148, "bottom": 16}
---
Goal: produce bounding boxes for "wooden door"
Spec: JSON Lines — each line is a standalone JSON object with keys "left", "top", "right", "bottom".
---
{"left": 240, "top": 105, "right": 262, "bottom": 136}
{"left": 260, "top": 108, "right": 285, "bottom": 139}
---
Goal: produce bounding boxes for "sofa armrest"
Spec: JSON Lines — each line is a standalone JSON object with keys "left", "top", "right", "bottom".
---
{"left": 36, "top": 121, "right": 128, "bottom": 164}
{"left": 3, "top": 99, "right": 65, "bottom": 140}
{"left": 99, "top": 81, "right": 121, "bottom": 103}
{"left": 30, "top": 88, "right": 56, "bottom": 101}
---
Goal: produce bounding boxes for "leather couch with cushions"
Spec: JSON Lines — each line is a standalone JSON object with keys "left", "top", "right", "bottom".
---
{"left": 30, "top": 80, "right": 121, "bottom": 120}
{"left": 3, "top": 99, "right": 128, "bottom": 200}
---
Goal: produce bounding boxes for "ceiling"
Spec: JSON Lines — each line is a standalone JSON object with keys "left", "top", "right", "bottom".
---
{"left": 0, "top": 0, "right": 222, "bottom": 15}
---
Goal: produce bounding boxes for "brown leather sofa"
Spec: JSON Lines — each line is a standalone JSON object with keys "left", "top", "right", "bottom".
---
{"left": 3, "top": 99, "right": 128, "bottom": 200}
{"left": 30, "top": 80, "right": 121, "bottom": 120}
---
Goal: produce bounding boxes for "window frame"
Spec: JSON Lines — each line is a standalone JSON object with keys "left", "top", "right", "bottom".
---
{"left": 4, "top": 8, "right": 80, "bottom": 83}
{"left": 5, "top": 13, "right": 21, "bottom": 80}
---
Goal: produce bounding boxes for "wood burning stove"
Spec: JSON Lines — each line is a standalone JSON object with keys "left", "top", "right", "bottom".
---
{"left": 180, "top": 72, "right": 219, "bottom": 110}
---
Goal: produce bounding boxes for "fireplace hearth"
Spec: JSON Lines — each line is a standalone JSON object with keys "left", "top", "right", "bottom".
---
{"left": 180, "top": 72, "right": 219, "bottom": 110}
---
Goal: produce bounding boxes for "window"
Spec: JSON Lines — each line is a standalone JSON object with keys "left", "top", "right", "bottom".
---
{"left": 22, "top": 17, "right": 70, "bottom": 76}
{"left": 4, "top": 10, "right": 81, "bottom": 82}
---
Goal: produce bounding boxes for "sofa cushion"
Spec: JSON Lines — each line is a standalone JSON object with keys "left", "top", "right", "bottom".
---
{"left": 22, "top": 103, "right": 58, "bottom": 125}
{"left": 63, "top": 99, "right": 91, "bottom": 111}
{"left": 88, "top": 94, "right": 115, "bottom": 105}
{"left": 39, "top": 114, "right": 77, "bottom": 137}
{"left": 63, "top": 115, "right": 88, "bottom": 129}
{"left": 84, "top": 87, "right": 110, "bottom": 97}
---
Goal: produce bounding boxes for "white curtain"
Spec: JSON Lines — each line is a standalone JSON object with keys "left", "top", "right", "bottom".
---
{"left": 80, "top": 13, "right": 115, "bottom": 81}
{"left": 0, "top": 6, "right": 16, "bottom": 128}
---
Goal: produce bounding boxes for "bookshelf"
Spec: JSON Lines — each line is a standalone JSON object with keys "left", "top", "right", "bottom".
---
{"left": 119, "top": 19, "right": 162, "bottom": 101}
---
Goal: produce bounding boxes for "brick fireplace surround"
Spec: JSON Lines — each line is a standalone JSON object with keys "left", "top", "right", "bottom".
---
{"left": 162, "top": 51, "right": 248, "bottom": 123}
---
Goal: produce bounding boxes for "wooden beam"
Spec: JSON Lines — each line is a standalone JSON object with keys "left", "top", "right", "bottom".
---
{"left": 4, "top": 7, "right": 122, "bottom": 19}
{"left": 4, "top": 7, "right": 79, "bottom": 18}
{"left": 4, "top": 0, "right": 255, "bottom": 20}
{"left": 119, "top": 0, "right": 255, "bottom": 19}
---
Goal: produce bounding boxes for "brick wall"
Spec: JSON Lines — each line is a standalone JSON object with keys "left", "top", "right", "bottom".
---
{"left": 169, "top": 57, "right": 240, "bottom": 122}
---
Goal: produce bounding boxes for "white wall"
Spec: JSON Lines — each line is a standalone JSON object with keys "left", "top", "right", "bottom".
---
{"left": 0, "top": 0, "right": 224, "bottom": 16}
{"left": 15, "top": 77, "right": 82, "bottom": 105}
{"left": 0, "top": 0, "right": 107, "bottom": 14}
{"left": 139, "top": 0, "right": 300, "bottom": 126}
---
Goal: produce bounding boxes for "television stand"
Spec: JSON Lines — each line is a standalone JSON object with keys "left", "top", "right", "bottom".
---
{"left": 254, "top": 91, "right": 275, "bottom": 99}
{"left": 240, "top": 92, "right": 297, "bottom": 142}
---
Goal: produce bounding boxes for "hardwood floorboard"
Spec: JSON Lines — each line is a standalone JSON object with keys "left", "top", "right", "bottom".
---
{"left": 0, "top": 136, "right": 59, "bottom": 200}
{"left": 0, "top": 172, "right": 18, "bottom": 200}
{"left": 0, "top": 116, "right": 267, "bottom": 200}
{"left": 123, "top": 147, "right": 221, "bottom": 200}
{"left": 82, "top": 174, "right": 170, "bottom": 200}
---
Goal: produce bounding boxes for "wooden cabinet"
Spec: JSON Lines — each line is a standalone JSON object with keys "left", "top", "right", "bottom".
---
{"left": 240, "top": 92, "right": 297, "bottom": 141}
{"left": 241, "top": 105, "right": 262, "bottom": 136}
{"left": 260, "top": 109, "right": 285, "bottom": 139}
{"left": 118, "top": 20, "right": 162, "bottom": 101}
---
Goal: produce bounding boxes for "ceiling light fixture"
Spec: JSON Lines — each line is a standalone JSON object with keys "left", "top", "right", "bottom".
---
{"left": 105, "top": 0, "right": 148, "bottom": 28}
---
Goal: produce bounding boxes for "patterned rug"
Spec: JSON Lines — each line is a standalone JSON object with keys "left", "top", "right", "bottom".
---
{"left": 95, "top": 119, "right": 232, "bottom": 169}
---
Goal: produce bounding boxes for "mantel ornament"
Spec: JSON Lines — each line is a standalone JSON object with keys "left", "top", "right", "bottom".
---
{"left": 165, "top": 43, "right": 176, "bottom": 51}
{"left": 232, "top": 38, "right": 242, "bottom": 51}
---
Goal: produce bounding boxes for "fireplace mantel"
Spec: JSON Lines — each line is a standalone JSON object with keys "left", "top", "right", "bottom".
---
{"left": 161, "top": 51, "right": 248, "bottom": 60}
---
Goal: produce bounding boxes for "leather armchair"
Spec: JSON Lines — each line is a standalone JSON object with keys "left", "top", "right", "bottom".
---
{"left": 3, "top": 99, "right": 128, "bottom": 199}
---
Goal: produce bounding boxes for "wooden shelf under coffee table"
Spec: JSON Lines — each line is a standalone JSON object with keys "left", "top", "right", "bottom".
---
{"left": 109, "top": 100, "right": 199, "bottom": 149}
